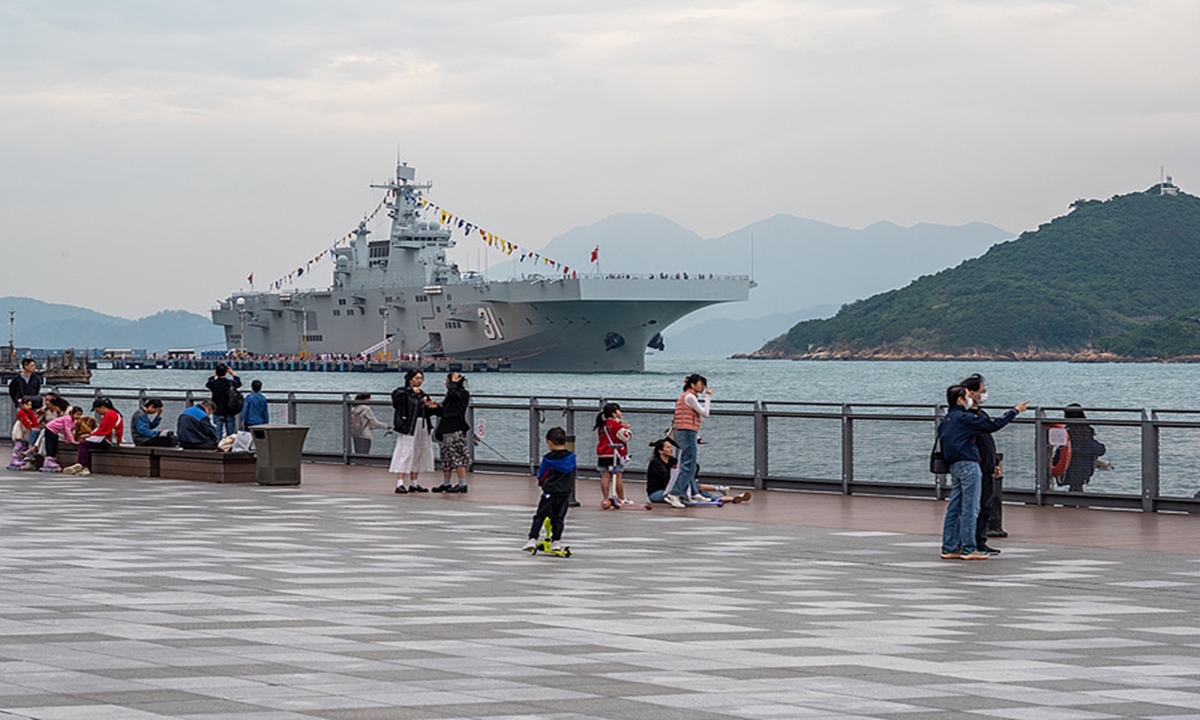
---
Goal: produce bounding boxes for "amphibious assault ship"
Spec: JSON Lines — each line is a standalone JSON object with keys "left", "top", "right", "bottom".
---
{"left": 212, "top": 162, "right": 753, "bottom": 372}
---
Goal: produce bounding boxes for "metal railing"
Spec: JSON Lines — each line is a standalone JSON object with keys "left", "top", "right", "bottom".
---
{"left": 6, "top": 387, "right": 1200, "bottom": 514}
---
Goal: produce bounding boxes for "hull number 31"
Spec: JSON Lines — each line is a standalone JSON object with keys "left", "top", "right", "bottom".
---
{"left": 477, "top": 307, "right": 504, "bottom": 340}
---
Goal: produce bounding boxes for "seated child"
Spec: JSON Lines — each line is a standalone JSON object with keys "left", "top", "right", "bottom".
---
{"left": 522, "top": 427, "right": 576, "bottom": 553}
{"left": 8, "top": 395, "right": 41, "bottom": 470}
{"left": 38, "top": 401, "right": 78, "bottom": 473}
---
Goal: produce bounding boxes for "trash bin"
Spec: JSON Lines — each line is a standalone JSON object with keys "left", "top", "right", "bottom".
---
{"left": 251, "top": 424, "right": 310, "bottom": 485}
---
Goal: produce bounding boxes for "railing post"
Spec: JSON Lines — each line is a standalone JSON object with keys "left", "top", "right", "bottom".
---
{"left": 465, "top": 405, "right": 476, "bottom": 469}
{"left": 529, "top": 397, "right": 541, "bottom": 475}
{"left": 753, "top": 401, "right": 767, "bottom": 490}
{"left": 287, "top": 392, "right": 298, "bottom": 425}
{"left": 341, "top": 393, "right": 351, "bottom": 465}
{"left": 933, "top": 405, "right": 947, "bottom": 500}
{"left": 1141, "top": 410, "right": 1160, "bottom": 513}
{"left": 841, "top": 403, "right": 853, "bottom": 495}
{"left": 565, "top": 399, "right": 578, "bottom": 507}
{"left": 1034, "top": 407, "right": 1047, "bottom": 506}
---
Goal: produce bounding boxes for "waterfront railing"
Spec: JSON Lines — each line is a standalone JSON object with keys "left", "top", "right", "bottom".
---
{"left": 5, "top": 388, "right": 1199, "bottom": 514}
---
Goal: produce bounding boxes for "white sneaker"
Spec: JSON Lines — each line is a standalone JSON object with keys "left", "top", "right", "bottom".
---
{"left": 521, "top": 538, "right": 537, "bottom": 551}
{"left": 619, "top": 497, "right": 634, "bottom": 505}
{"left": 62, "top": 464, "right": 83, "bottom": 475}
{"left": 79, "top": 468, "right": 90, "bottom": 476}
{"left": 664, "top": 494, "right": 685, "bottom": 508}
{"left": 549, "top": 540, "right": 564, "bottom": 552}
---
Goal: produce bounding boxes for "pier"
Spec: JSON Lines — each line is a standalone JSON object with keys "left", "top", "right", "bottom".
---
{"left": 90, "top": 355, "right": 511, "bottom": 374}
{"left": 1, "top": 461, "right": 1198, "bottom": 718}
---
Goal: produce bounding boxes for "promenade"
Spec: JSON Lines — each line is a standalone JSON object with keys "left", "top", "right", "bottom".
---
{"left": 2, "top": 465, "right": 1200, "bottom": 719}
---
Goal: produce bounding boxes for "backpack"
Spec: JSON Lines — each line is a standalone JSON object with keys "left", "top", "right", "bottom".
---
{"left": 226, "top": 385, "right": 245, "bottom": 414}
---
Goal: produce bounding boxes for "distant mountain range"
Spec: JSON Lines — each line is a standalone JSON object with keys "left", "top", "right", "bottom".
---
{"left": 756, "top": 184, "right": 1200, "bottom": 360}
{"left": 487, "top": 212, "right": 1013, "bottom": 354}
{"left": 0, "top": 297, "right": 224, "bottom": 353}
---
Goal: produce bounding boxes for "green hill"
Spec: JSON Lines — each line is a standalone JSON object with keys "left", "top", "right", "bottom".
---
{"left": 759, "top": 184, "right": 1200, "bottom": 360}
{"left": 1, "top": 297, "right": 225, "bottom": 353}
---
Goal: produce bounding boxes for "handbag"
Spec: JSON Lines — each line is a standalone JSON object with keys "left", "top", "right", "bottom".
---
{"left": 929, "top": 436, "right": 949, "bottom": 474}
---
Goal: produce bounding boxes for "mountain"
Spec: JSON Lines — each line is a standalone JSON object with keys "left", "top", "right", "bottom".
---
{"left": 757, "top": 184, "right": 1200, "bottom": 360}
{"left": 488, "top": 213, "right": 1015, "bottom": 328}
{"left": 660, "top": 305, "right": 838, "bottom": 356}
{"left": 0, "top": 297, "right": 225, "bottom": 352}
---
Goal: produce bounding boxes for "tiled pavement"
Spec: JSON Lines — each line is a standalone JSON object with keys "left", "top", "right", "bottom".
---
{"left": 3, "top": 470, "right": 1200, "bottom": 719}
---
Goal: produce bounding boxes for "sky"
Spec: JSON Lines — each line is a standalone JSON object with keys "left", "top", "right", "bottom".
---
{"left": 2, "top": 0, "right": 1197, "bottom": 320}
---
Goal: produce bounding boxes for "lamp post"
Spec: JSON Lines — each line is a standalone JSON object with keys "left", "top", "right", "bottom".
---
{"left": 236, "top": 297, "right": 246, "bottom": 357}
{"left": 379, "top": 306, "right": 389, "bottom": 360}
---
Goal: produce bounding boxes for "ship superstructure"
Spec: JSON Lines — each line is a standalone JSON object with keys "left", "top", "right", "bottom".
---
{"left": 212, "top": 162, "right": 753, "bottom": 372}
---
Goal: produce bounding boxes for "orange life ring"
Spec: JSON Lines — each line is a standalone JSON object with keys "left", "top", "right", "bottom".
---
{"left": 1048, "top": 423, "right": 1072, "bottom": 478}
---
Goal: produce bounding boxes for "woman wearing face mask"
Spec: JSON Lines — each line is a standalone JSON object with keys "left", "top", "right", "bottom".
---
{"left": 939, "top": 384, "right": 1029, "bottom": 561}
{"left": 960, "top": 373, "right": 1001, "bottom": 555}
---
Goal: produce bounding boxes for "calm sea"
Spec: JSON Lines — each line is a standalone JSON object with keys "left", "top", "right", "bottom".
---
{"left": 58, "top": 357, "right": 1200, "bottom": 500}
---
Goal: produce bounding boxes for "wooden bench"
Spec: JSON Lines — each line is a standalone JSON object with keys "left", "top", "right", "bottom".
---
{"left": 156, "top": 448, "right": 257, "bottom": 484}
{"left": 52, "top": 442, "right": 257, "bottom": 484}
{"left": 91, "top": 445, "right": 158, "bottom": 478}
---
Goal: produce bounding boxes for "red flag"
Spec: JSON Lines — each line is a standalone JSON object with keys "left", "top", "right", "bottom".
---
{"left": 590, "top": 246, "right": 599, "bottom": 262}
{"left": 247, "top": 273, "right": 254, "bottom": 285}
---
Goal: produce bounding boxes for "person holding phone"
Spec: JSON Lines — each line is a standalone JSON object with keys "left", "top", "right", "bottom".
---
{"left": 663, "top": 373, "right": 712, "bottom": 508}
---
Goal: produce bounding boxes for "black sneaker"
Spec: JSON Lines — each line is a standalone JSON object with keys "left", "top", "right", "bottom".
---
{"left": 410, "top": 483, "right": 429, "bottom": 493}
{"left": 431, "top": 484, "right": 451, "bottom": 493}
{"left": 980, "top": 544, "right": 1001, "bottom": 555}
{"left": 394, "top": 486, "right": 408, "bottom": 494}
{"left": 449, "top": 484, "right": 468, "bottom": 493}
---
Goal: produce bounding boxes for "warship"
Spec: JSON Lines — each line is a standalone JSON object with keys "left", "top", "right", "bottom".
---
{"left": 212, "top": 162, "right": 754, "bottom": 372}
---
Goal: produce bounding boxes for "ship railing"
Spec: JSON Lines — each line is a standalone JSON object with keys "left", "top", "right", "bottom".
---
{"left": 5, "top": 388, "right": 1199, "bottom": 514}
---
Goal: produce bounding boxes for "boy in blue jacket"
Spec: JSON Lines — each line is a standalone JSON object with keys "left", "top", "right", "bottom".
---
{"left": 939, "top": 386, "right": 1028, "bottom": 560}
{"left": 523, "top": 427, "right": 576, "bottom": 552}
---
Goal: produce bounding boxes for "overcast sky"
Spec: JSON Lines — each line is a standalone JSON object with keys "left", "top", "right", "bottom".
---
{"left": 2, "top": 1, "right": 1197, "bottom": 319}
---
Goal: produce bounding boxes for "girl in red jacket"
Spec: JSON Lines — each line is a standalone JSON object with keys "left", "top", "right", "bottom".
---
{"left": 595, "top": 402, "right": 633, "bottom": 505}
{"left": 7, "top": 395, "right": 41, "bottom": 470}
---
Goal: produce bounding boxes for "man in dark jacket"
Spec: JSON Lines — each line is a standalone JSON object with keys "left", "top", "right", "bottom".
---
{"left": 177, "top": 401, "right": 220, "bottom": 450}
{"left": 8, "top": 358, "right": 41, "bottom": 408}
{"left": 523, "top": 427, "right": 576, "bottom": 553}
{"left": 939, "top": 386, "right": 1028, "bottom": 561}
{"left": 205, "top": 364, "right": 242, "bottom": 439}
{"left": 961, "top": 374, "right": 1002, "bottom": 555}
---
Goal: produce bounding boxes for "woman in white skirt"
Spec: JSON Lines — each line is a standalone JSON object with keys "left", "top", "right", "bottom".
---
{"left": 390, "top": 370, "right": 437, "bottom": 493}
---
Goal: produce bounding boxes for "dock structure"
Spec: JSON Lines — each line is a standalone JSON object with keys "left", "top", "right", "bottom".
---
{"left": 90, "top": 355, "right": 511, "bottom": 374}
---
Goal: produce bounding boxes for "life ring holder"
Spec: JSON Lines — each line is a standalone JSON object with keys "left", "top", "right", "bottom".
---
{"left": 1048, "top": 423, "right": 1072, "bottom": 479}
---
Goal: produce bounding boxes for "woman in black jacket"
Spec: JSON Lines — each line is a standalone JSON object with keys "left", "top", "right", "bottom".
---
{"left": 645, "top": 437, "right": 751, "bottom": 504}
{"left": 389, "top": 370, "right": 437, "bottom": 494}
{"left": 431, "top": 372, "right": 472, "bottom": 493}
{"left": 1057, "top": 404, "right": 1107, "bottom": 493}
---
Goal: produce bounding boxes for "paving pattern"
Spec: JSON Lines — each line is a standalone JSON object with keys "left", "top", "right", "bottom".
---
{"left": 2, "top": 473, "right": 1200, "bottom": 719}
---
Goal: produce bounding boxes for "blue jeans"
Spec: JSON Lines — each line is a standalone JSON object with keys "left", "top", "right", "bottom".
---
{"left": 667, "top": 429, "right": 698, "bottom": 497}
{"left": 214, "top": 414, "right": 238, "bottom": 439}
{"left": 942, "top": 460, "right": 983, "bottom": 554}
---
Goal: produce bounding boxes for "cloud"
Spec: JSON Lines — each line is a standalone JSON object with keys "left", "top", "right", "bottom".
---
{"left": 0, "top": 1, "right": 1197, "bottom": 318}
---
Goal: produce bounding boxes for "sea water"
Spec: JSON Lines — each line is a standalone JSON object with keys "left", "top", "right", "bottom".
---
{"left": 60, "top": 357, "right": 1200, "bottom": 499}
